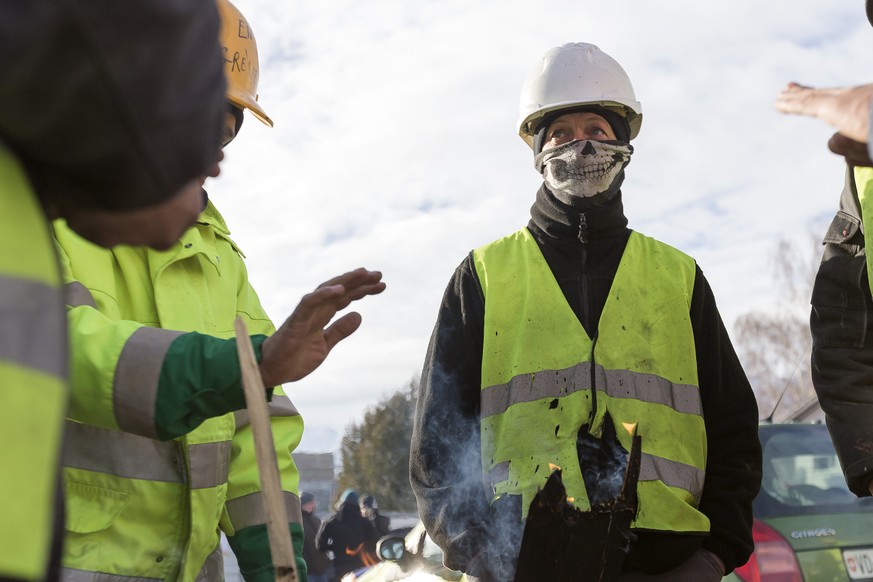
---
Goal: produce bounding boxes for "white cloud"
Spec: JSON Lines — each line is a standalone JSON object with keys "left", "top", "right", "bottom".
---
{"left": 211, "top": 0, "right": 873, "bottom": 451}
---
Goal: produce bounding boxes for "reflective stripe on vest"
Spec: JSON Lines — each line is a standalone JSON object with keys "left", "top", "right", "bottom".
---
{"left": 114, "top": 327, "right": 185, "bottom": 439}
{"left": 225, "top": 490, "right": 303, "bottom": 530}
{"left": 0, "top": 145, "right": 67, "bottom": 580}
{"left": 234, "top": 393, "right": 300, "bottom": 428}
{"left": 473, "top": 228, "right": 709, "bottom": 533}
{"left": 61, "top": 567, "right": 161, "bottom": 582}
{"left": 480, "top": 361, "right": 702, "bottom": 418}
{"left": 63, "top": 421, "right": 231, "bottom": 489}
{"left": 60, "top": 546, "right": 222, "bottom": 582}
{"left": 193, "top": 546, "right": 224, "bottom": 582}
{"left": 229, "top": 394, "right": 303, "bottom": 530}
{"left": 64, "top": 281, "right": 98, "bottom": 309}
{"left": 1, "top": 276, "right": 67, "bottom": 378}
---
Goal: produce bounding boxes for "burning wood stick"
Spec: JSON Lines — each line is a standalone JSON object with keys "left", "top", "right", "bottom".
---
{"left": 514, "top": 420, "right": 641, "bottom": 582}
{"left": 235, "top": 317, "right": 298, "bottom": 582}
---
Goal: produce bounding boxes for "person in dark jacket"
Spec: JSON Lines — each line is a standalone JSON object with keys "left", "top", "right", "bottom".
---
{"left": 316, "top": 490, "right": 379, "bottom": 582}
{"left": 301, "top": 493, "right": 332, "bottom": 582}
{"left": 410, "top": 42, "right": 762, "bottom": 582}
{"left": 776, "top": 0, "right": 873, "bottom": 500}
{"left": 776, "top": 82, "right": 873, "bottom": 168}
{"left": 808, "top": 169, "right": 873, "bottom": 499}
{"left": 360, "top": 495, "right": 391, "bottom": 537}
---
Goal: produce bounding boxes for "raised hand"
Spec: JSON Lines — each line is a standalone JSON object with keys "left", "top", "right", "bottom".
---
{"left": 258, "top": 268, "right": 386, "bottom": 386}
{"left": 775, "top": 82, "right": 873, "bottom": 144}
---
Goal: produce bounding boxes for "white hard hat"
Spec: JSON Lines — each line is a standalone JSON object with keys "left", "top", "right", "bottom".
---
{"left": 517, "top": 42, "right": 642, "bottom": 148}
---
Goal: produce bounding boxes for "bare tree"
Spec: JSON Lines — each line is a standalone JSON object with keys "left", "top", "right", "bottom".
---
{"left": 733, "top": 234, "right": 821, "bottom": 421}
{"left": 336, "top": 378, "right": 419, "bottom": 511}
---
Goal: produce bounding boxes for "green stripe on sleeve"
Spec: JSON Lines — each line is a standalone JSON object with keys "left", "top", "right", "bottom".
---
{"left": 154, "top": 333, "right": 271, "bottom": 440}
{"left": 227, "top": 523, "right": 307, "bottom": 582}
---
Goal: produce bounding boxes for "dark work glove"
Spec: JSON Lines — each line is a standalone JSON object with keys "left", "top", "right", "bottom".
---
{"left": 829, "top": 132, "right": 873, "bottom": 167}
{"left": 618, "top": 549, "right": 725, "bottom": 582}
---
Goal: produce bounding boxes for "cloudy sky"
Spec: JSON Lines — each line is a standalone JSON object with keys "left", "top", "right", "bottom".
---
{"left": 207, "top": 0, "right": 873, "bottom": 452}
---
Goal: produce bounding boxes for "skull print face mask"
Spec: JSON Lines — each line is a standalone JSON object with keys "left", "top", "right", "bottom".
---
{"left": 534, "top": 139, "right": 633, "bottom": 204}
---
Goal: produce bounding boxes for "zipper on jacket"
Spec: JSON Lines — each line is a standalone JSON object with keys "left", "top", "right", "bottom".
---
{"left": 578, "top": 212, "right": 591, "bottom": 333}
{"left": 578, "top": 212, "right": 599, "bottom": 426}
{"left": 588, "top": 333, "right": 599, "bottom": 427}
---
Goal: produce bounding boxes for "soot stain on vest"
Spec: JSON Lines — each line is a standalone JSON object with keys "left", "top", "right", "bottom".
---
{"left": 534, "top": 464, "right": 540, "bottom": 473}
{"left": 555, "top": 424, "right": 560, "bottom": 436}
{"left": 549, "top": 398, "right": 559, "bottom": 409}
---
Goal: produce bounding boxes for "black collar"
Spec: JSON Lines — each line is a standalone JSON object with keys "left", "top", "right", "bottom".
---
{"left": 528, "top": 184, "right": 629, "bottom": 241}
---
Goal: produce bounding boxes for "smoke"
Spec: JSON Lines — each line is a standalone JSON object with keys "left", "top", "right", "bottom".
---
{"left": 576, "top": 412, "right": 629, "bottom": 507}
{"left": 411, "top": 354, "right": 525, "bottom": 580}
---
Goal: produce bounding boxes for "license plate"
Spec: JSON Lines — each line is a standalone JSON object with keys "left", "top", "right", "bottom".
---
{"left": 843, "top": 548, "right": 873, "bottom": 579}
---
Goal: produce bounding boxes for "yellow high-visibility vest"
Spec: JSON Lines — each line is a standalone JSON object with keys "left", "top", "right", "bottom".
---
{"left": 853, "top": 167, "right": 873, "bottom": 294}
{"left": 473, "top": 228, "right": 710, "bottom": 534}
{"left": 0, "top": 144, "right": 67, "bottom": 580}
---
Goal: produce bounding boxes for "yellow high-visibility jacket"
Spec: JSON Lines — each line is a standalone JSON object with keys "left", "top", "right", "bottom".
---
{"left": 0, "top": 145, "right": 67, "bottom": 580}
{"left": 54, "top": 200, "right": 306, "bottom": 582}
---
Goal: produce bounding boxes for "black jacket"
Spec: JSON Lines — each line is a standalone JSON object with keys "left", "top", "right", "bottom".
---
{"left": 302, "top": 510, "right": 331, "bottom": 575}
{"left": 365, "top": 510, "right": 391, "bottom": 537}
{"left": 315, "top": 502, "right": 378, "bottom": 578}
{"left": 811, "top": 167, "right": 873, "bottom": 497}
{"left": 410, "top": 186, "right": 762, "bottom": 578}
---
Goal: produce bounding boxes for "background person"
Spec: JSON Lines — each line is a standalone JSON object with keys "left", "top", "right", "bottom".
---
{"left": 410, "top": 42, "right": 761, "bottom": 582}
{"left": 301, "top": 493, "right": 332, "bottom": 582}
{"left": 316, "top": 489, "right": 379, "bottom": 581}
{"left": 775, "top": 0, "right": 873, "bottom": 500}
{"left": 360, "top": 495, "right": 391, "bottom": 538}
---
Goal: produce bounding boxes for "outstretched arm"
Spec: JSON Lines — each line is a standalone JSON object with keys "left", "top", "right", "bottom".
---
{"left": 259, "top": 268, "right": 385, "bottom": 386}
{"left": 776, "top": 82, "right": 873, "bottom": 165}
{"left": 775, "top": 82, "right": 873, "bottom": 144}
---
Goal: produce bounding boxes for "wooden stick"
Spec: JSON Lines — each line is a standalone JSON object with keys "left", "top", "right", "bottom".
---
{"left": 235, "top": 317, "right": 298, "bottom": 582}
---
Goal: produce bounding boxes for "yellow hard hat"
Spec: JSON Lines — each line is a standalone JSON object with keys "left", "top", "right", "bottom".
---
{"left": 217, "top": 0, "right": 273, "bottom": 127}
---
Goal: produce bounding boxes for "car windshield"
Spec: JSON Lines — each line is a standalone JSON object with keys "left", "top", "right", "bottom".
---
{"left": 755, "top": 423, "right": 873, "bottom": 517}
